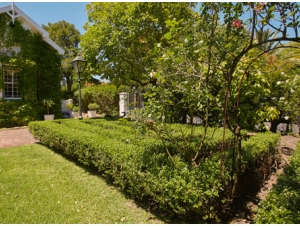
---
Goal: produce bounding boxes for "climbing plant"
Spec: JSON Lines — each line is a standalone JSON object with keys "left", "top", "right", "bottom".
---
{"left": 0, "top": 13, "right": 62, "bottom": 127}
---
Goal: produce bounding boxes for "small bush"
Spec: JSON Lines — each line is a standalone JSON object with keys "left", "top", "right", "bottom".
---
{"left": 0, "top": 100, "right": 38, "bottom": 128}
{"left": 88, "top": 103, "right": 99, "bottom": 110}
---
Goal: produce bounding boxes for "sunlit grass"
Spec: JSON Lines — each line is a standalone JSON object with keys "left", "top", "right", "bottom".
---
{"left": 0, "top": 144, "right": 163, "bottom": 224}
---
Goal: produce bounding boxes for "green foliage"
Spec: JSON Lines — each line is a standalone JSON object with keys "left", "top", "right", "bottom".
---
{"left": 42, "top": 20, "right": 81, "bottom": 94}
{"left": 75, "top": 83, "right": 118, "bottom": 115}
{"left": 66, "top": 103, "right": 78, "bottom": 112}
{"left": 81, "top": 2, "right": 196, "bottom": 86}
{"left": 0, "top": 13, "right": 63, "bottom": 123}
{"left": 88, "top": 103, "right": 99, "bottom": 110}
{"left": 28, "top": 119, "right": 279, "bottom": 223}
{"left": 254, "top": 141, "right": 300, "bottom": 224}
{"left": 43, "top": 99, "right": 55, "bottom": 114}
{"left": 66, "top": 103, "right": 74, "bottom": 111}
{"left": 0, "top": 100, "right": 38, "bottom": 128}
{"left": 72, "top": 106, "right": 79, "bottom": 112}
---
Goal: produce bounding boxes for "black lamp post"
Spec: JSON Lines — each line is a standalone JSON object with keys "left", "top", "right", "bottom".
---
{"left": 71, "top": 55, "right": 87, "bottom": 120}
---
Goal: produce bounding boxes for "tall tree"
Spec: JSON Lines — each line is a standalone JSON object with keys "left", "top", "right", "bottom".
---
{"left": 42, "top": 20, "right": 81, "bottom": 95}
{"left": 81, "top": 2, "right": 196, "bottom": 87}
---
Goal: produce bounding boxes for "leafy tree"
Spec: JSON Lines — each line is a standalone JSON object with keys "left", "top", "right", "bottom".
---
{"left": 81, "top": 2, "right": 196, "bottom": 87}
{"left": 259, "top": 43, "right": 300, "bottom": 133}
{"left": 138, "top": 2, "right": 300, "bottom": 197}
{"left": 42, "top": 20, "right": 81, "bottom": 97}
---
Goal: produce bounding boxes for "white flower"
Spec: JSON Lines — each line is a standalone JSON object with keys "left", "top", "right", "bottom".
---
{"left": 149, "top": 70, "right": 156, "bottom": 78}
{"left": 284, "top": 116, "right": 289, "bottom": 120}
{"left": 184, "top": 39, "right": 188, "bottom": 43}
{"left": 157, "top": 43, "right": 161, "bottom": 48}
{"left": 279, "top": 97, "right": 285, "bottom": 101}
{"left": 291, "top": 89, "right": 295, "bottom": 93}
{"left": 276, "top": 81, "right": 282, "bottom": 85}
{"left": 198, "top": 40, "right": 203, "bottom": 45}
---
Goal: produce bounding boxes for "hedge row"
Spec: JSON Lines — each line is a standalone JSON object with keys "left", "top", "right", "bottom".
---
{"left": 254, "top": 141, "right": 300, "bottom": 224}
{"left": 28, "top": 119, "right": 280, "bottom": 223}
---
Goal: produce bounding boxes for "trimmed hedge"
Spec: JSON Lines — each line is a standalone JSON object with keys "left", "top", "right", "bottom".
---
{"left": 254, "top": 141, "right": 300, "bottom": 224}
{"left": 28, "top": 119, "right": 280, "bottom": 223}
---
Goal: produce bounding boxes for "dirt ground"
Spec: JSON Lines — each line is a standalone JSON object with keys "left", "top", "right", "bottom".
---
{"left": 230, "top": 134, "right": 300, "bottom": 224}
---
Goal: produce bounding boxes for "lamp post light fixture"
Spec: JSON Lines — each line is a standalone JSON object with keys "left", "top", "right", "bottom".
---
{"left": 71, "top": 54, "right": 87, "bottom": 120}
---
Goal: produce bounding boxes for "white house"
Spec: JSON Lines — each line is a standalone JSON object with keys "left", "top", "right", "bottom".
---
{"left": 0, "top": 3, "right": 64, "bottom": 55}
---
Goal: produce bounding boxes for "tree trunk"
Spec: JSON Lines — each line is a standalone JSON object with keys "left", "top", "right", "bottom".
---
{"left": 270, "top": 119, "right": 280, "bottom": 133}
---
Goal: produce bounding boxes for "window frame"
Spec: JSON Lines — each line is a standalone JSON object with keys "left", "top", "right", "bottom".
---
{"left": 2, "top": 65, "right": 22, "bottom": 100}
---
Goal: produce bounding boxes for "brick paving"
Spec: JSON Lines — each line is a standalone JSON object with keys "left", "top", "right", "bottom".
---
{"left": 0, "top": 127, "right": 39, "bottom": 149}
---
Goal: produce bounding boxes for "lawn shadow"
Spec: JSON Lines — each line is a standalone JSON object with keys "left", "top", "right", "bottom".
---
{"left": 38, "top": 143, "right": 171, "bottom": 223}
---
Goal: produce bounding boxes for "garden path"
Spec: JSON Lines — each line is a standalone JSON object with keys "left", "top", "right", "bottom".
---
{"left": 231, "top": 134, "right": 300, "bottom": 224}
{"left": 0, "top": 127, "right": 39, "bottom": 149}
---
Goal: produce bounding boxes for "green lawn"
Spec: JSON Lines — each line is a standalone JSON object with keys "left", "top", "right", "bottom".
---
{"left": 0, "top": 144, "right": 163, "bottom": 224}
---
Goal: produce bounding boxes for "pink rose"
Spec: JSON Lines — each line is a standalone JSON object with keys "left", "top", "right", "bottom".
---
{"left": 232, "top": 19, "right": 242, "bottom": 29}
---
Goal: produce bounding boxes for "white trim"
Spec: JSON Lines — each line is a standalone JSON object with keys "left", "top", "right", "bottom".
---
{"left": 0, "top": 4, "right": 64, "bottom": 55}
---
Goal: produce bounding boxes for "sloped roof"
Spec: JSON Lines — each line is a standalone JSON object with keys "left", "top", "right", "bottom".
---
{"left": 0, "top": 3, "right": 64, "bottom": 55}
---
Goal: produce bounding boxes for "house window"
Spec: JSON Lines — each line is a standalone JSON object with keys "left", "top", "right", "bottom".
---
{"left": 3, "top": 68, "right": 21, "bottom": 99}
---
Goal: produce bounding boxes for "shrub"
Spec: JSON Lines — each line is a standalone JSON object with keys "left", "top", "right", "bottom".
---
{"left": 0, "top": 100, "right": 38, "bottom": 128}
{"left": 75, "top": 84, "right": 118, "bottom": 114}
{"left": 88, "top": 103, "right": 99, "bottom": 110}
{"left": 28, "top": 119, "right": 280, "bottom": 223}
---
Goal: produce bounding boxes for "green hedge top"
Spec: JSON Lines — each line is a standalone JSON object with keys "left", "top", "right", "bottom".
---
{"left": 29, "top": 119, "right": 280, "bottom": 223}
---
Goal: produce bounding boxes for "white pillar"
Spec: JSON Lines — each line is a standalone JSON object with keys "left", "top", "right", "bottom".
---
{"left": 119, "top": 92, "right": 129, "bottom": 117}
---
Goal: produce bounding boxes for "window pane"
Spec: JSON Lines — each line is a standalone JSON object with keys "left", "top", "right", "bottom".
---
{"left": 4, "top": 71, "right": 12, "bottom": 83}
{"left": 3, "top": 69, "right": 21, "bottom": 99}
{"left": 4, "top": 84, "right": 13, "bottom": 98}
{"left": 14, "top": 72, "right": 20, "bottom": 83}
{"left": 13, "top": 86, "right": 20, "bottom": 97}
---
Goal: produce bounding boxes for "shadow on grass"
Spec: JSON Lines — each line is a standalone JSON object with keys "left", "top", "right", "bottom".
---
{"left": 37, "top": 142, "right": 174, "bottom": 223}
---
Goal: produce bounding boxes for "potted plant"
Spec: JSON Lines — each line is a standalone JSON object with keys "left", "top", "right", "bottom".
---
{"left": 87, "top": 103, "right": 99, "bottom": 118}
{"left": 71, "top": 106, "right": 79, "bottom": 118}
{"left": 66, "top": 103, "right": 79, "bottom": 118}
{"left": 43, "top": 99, "right": 55, "bottom": 120}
